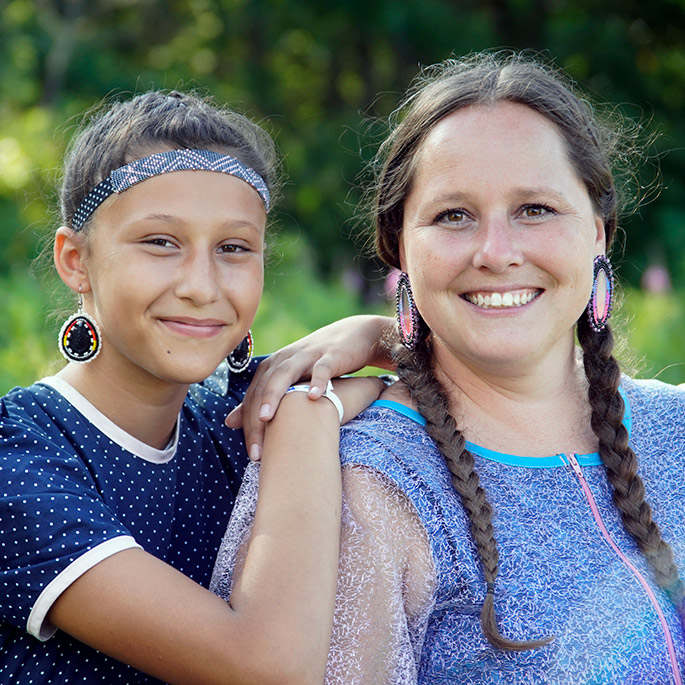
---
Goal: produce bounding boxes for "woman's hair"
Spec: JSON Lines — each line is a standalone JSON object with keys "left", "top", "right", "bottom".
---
{"left": 373, "top": 51, "right": 684, "bottom": 649}
{"left": 60, "top": 89, "right": 278, "bottom": 234}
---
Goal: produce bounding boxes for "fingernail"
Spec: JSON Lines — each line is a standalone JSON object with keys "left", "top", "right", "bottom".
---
{"left": 309, "top": 386, "right": 321, "bottom": 398}
{"left": 259, "top": 404, "right": 271, "bottom": 420}
{"left": 249, "top": 444, "right": 262, "bottom": 461}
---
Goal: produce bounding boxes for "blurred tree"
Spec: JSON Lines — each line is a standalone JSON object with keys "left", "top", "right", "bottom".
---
{"left": 2, "top": 0, "right": 685, "bottom": 392}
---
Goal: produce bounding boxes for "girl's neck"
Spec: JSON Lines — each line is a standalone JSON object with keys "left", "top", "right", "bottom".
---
{"left": 56, "top": 362, "right": 189, "bottom": 450}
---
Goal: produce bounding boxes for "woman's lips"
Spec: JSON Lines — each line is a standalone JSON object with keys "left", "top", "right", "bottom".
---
{"left": 462, "top": 288, "right": 541, "bottom": 309}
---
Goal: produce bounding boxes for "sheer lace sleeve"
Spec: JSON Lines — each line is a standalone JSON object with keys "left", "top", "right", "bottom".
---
{"left": 326, "top": 464, "right": 435, "bottom": 684}
{"left": 210, "top": 462, "right": 436, "bottom": 685}
{"left": 210, "top": 461, "right": 259, "bottom": 602}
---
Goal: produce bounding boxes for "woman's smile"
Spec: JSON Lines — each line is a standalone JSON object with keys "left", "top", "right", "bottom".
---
{"left": 461, "top": 288, "right": 541, "bottom": 309}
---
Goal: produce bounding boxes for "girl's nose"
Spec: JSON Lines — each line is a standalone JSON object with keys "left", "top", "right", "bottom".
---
{"left": 175, "top": 251, "right": 221, "bottom": 305}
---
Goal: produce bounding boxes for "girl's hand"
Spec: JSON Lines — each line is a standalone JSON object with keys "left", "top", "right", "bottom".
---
{"left": 226, "top": 315, "right": 395, "bottom": 459}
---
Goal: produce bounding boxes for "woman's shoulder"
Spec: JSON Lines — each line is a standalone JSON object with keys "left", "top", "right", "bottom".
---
{"left": 340, "top": 401, "right": 448, "bottom": 495}
{"left": 621, "top": 375, "right": 685, "bottom": 427}
{"left": 621, "top": 375, "right": 685, "bottom": 477}
{"left": 342, "top": 402, "right": 431, "bottom": 457}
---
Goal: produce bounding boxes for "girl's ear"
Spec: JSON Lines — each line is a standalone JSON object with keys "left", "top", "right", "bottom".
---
{"left": 54, "top": 227, "right": 91, "bottom": 293}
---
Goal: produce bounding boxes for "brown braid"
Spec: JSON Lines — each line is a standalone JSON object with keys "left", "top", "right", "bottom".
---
{"left": 394, "top": 338, "right": 553, "bottom": 650}
{"left": 577, "top": 316, "right": 685, "bottom": 624}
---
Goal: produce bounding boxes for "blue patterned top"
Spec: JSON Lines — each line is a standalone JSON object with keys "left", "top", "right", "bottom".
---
{"left": 0, "top": 360, "right": 256, "bottom": 684}
{"left": 338, "top": 376, "right": 685, "bottom": 684}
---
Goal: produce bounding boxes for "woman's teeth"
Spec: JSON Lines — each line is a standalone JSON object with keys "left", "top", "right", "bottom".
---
{"left": 464, "top": 290, "right": 538, "bottom": 309}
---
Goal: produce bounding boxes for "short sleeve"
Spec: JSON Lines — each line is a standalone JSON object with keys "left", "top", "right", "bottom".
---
{"left": 209, "top": 461, "right": 260, "bottom": 599}
{"left": 210, "top": 460, "right": 436, "bottom": 685}
{"left": 325, "top": 464, "right": 435, "bottom": 684}
{"left": 0, "top": 419, "right": 140, "bottom": 639}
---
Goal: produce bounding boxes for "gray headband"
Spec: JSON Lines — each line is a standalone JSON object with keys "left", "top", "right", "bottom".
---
{"left": 71, "top": 148, "right": 271, "bottom": 231}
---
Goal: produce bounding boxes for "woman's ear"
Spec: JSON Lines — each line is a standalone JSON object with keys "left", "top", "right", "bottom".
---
{"left": 398, "top": 236, "right": 407, "bottom": 273}
{"left": 54, "top": 227, "right": 91, "bottom": 293}
{"left": 594, "top": 216, "right": 607, "bottom": 255}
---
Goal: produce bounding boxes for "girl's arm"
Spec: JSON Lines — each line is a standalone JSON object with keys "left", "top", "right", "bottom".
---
{"left": 229, "top": 314, "right": 396, "bottom": 460}
{"left": 48, "top": 378, "right": 381, "bottom": 685}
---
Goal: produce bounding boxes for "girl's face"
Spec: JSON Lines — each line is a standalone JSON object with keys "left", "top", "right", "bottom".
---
{"left": 399, "top": 101, "right": 606, "bottom": 376}
{"left": 73, "top": 168, "right": 266, "bottom": 388}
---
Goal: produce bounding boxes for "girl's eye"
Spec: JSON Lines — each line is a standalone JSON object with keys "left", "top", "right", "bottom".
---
{"left": 145, "top": 237, "right": 176, "bottom": 248}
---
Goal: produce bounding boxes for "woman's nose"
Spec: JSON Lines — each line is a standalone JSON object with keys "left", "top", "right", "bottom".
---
{"left": 471, "top": 215, "right": 525, "bottom": 273}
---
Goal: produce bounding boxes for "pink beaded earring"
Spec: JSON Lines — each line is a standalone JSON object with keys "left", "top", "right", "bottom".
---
{"left": 586, "top": 255, "right": 614, "bottom": 332}
{"left": 396, "top": 272, "right": 424, "bottom": 349}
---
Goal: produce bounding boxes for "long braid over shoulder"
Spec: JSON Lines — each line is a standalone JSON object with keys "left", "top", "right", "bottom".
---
{"left": 394, "top": 338, "right": 553, "bottom": 650}
{"left": 577, "top": 316, "right": 685, "bottom": 626}
{"left": 371, "top": 51, "right": 683, "bottom": 649}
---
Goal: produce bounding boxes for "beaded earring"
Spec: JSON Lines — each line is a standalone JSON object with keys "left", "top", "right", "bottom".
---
{"left": 58, "top": 289, "right": 102, "bottom": 363}
{"left": 227, "top": 330, "right": 254, "bottom": 373}
{"left": 396, "top": 272, "right": 424, "bottom": 349}
{"left": 587, "top": 254, "right": 614, "bottom": 332}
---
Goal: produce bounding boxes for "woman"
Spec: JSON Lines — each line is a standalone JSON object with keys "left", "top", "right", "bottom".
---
{"left": 0, "top": 89, "right": 389, "bottom": 684}
{"left": 213, "top": 53, "right": 685, "bottom": 682}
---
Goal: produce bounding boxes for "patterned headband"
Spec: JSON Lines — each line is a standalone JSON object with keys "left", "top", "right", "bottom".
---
{"left": 71, "top": 148, "right": 271, "bottom": 231}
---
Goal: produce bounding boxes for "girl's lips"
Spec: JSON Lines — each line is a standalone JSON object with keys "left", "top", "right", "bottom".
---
{"left": 462, "top": 288, "right": 542, "bottom": 309}
{"left": 160, "top": 317, "right": 226, "bottom": 338}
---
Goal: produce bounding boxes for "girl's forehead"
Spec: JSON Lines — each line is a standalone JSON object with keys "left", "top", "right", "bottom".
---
{"left": 72, "top": 148, "right": 270, "bottom": 233}
{"left": 90, "top": 170, "right": 267, "bottom": 238}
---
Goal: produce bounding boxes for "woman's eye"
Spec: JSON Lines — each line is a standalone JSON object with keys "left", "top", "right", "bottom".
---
{"left": 522, "top": 204, "right": 555, "bottom": 219}
{"left": 436, "top": 209, "right": 467, "bottom": 225}
{"left": 219, "top": 243, "right": 244, "bottom": 254}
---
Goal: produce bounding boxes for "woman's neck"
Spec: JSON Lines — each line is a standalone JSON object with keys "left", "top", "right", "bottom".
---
{"left": 56, "top": 362, "right": 189, "bottom": 450}
{"left": 429, "top": 342, "right": 597, "bottom": 458}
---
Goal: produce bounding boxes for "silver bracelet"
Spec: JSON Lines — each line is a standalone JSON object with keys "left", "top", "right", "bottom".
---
{"left": 285, "top": 380, "right": 344, "bottom": 423}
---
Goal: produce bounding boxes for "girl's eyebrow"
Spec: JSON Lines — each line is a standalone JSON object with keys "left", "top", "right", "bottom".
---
{"left": 130, "top": 212, "right": 264, "bottom": 233}
{"left": 136, "top": 213, "right": 183, "bottom": 224}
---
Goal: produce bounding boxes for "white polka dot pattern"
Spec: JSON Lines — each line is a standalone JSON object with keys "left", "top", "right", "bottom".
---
{"left": 0, "top": 358, "right": 258, "bottom": 682}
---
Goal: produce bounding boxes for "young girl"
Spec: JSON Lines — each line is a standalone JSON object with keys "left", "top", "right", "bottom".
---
{"left": 0, "top": 90, "right": 389, "bottom": 684}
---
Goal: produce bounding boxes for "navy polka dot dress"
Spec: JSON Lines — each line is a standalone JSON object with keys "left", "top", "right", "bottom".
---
{"left": 0, "top": 359, "right": 256, "bottom": 683}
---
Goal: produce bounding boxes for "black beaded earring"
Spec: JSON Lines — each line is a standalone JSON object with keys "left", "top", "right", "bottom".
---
{"left": 227, "top": 330, "right": 253, "bottom": 373}
{"left": 58, "top": 289, "right": 101, "bottom": 363}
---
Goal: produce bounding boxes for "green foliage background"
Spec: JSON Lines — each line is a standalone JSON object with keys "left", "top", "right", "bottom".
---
{"left": 2, "top": 0, "right": 685, "bottom": 393}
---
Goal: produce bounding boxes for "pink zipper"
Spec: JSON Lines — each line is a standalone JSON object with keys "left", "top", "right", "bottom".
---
{"left": 566, "top": 453, "right": 682, "bottom": 684}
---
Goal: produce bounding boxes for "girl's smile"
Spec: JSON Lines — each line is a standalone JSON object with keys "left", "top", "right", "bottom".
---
{"left": 66, "top": 167, "right": 266, "bottom": 391}
{"left": 158, "top": 316, "right": 228, "bottom": 338}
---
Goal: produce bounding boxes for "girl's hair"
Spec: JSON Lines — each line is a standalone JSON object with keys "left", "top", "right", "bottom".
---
{"left": 60, "top": 90, "right": 278, "bottom": 234}
{"left": 374, "top": 51, "right": 684, "bottom": 649}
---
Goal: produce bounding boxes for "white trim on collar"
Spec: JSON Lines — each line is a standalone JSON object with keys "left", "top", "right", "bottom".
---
{"left": 39, "top": 376, "right": 180, "bottom": 464}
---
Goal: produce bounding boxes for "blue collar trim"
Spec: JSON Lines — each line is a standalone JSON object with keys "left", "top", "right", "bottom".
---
{"left": 371, "top": 385, "right": 631, "bottom": 469}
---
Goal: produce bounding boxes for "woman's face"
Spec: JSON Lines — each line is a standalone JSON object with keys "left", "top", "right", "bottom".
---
{"left": 399, "top": 101, "right": 606, "bottom": 376}
{"left": 78, "top": 168, "right": 266, "bottom": 388}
